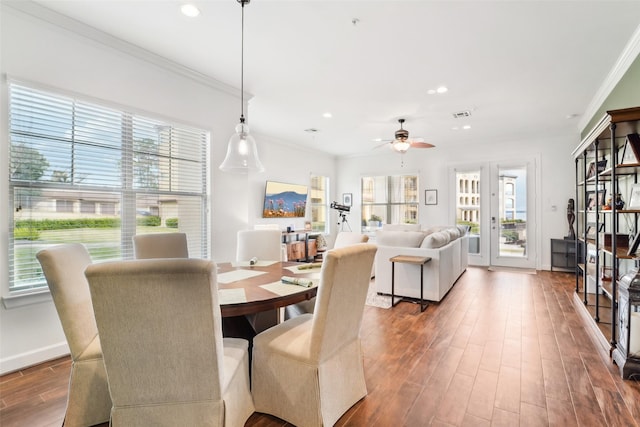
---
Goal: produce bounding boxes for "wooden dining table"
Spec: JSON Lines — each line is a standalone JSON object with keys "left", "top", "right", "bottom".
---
{"left": 216, "top": 261, "right": 320, "bottom": 318}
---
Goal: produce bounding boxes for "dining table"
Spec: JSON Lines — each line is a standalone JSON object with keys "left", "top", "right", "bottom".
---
{"left": 215, "top": 260, "right": 322, "bottom": 337}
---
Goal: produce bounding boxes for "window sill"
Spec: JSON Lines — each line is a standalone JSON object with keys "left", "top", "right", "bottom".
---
{"left": 2, "top": 290, "right": 52, "bottom": 309}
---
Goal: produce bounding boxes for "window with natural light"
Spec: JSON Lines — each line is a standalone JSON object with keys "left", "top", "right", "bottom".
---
{"left": 309, "top": 175, "right": 329, "bottom": 233}
{"left": 361, "top": 174, "right": 418, "bottom": 233}
{"left": 8, "top": 83, "right": 209, "bottom": 293}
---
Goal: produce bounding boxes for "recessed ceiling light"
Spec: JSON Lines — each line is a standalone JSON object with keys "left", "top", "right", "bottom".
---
{"left": 451, "top": 126, "right": 459, "bottom": 131}
{"left": 322, "top": 112, "right": 332, "bottom": 118}
{"left": 463, "top": 125, "right": 471, "bottom": 130}
{"left": 181, "top": 4, "right": 200, "bottom": 17}
{"left": 428, "top": 86, "right": 448, "bottom": 95}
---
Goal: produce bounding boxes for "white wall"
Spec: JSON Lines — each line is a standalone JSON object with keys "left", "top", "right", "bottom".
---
{"left": 336, "top": 133, "right": 577, "bottom": 269}
{"left": 0, "top": 4, "right": 335, "bottom": 374}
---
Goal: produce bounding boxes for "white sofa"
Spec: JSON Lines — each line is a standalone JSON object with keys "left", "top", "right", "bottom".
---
{"left": 374, "top": 225, "right": 468, "bottom": 302}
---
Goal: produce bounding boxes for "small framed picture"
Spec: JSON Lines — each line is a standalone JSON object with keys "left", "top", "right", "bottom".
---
{"left": 628, "top": 232, "right": 640, "bottom": 256}
{"left": 425, "top": 189, "right": 438, "bottom": 205}
{"left": 342, "top": 193, "right": 352, "bottom": 207}
{"left": 621, "top": 133, "right": 640, "bottom": 165}
{"left": 586, "top": 161, "right": 597, "bottom": 179}
{"left": 629, "top": 184, "right": 640, "bottom": 209}
{"left": 586, "top": 190, "right": 606, "bottom": 210}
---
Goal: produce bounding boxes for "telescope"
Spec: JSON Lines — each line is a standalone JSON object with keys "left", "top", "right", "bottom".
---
{"left": 330, "top": 201, "right": 351, "bottom": 213}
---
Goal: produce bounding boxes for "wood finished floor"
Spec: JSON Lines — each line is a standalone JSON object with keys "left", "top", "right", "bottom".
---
{"left": 1, "top": 267, "right": 639, "bottom": 426}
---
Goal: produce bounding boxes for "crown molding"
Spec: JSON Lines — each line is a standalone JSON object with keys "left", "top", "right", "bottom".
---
{"left": 2, "top": 0, "right": 244, "bottom": 99}
{"left": 579, "top": 24, "right": 640, "bottom": 132}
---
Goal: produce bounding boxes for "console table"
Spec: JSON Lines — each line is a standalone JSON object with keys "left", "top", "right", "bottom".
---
{"left": 390, "top": 255, "right": 432, "bottom": 312}
{"left": 282, "top": 230, "right": 319, "bottom": 262}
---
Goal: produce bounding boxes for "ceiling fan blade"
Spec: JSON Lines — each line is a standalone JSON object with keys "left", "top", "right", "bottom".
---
{"left": 373, "top": 141, "right": 391, "bottom": 150}
{"left": 410, "top": 141, "right": 435, "bottom": 148}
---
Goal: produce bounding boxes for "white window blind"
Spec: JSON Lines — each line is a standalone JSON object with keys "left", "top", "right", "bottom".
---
{"left": 8, "top": 83, "right": 209, "bottom": 293}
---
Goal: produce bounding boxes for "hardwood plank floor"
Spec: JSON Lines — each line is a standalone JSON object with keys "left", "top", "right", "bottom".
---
{"left": 1, "top": 267, "right": 639, "bottom": 426}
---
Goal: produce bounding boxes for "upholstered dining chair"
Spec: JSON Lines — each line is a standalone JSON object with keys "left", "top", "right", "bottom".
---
{"left": 35, "top": 243, "right": 112, "bottom": 427}
{"left": 132, "top": 232, "right": 188, "bottom": 259}
{"left": 284, "top": 231, "right": 370, "bottom": 319}
{"left": 85, "top": 258, "right": 254, "bottom": 427}
{"left": 252, "top": 244, "right": 377, "bottom": 427}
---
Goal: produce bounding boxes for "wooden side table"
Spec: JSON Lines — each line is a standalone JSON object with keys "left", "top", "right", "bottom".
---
{"left": 390, "top": 255, "right": 432, "bottom": 312}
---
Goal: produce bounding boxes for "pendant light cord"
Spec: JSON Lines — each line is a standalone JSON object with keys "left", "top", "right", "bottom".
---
{"left": 240, "top": 0, "right": 246, "bottom": 123}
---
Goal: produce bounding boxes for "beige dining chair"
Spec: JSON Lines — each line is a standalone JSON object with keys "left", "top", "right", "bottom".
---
{"left": 285, "top": 232, "right": 369, "bottom": 319}
{"left": 35, "top": 243, "right": 112, "bottom": 427}
{"left": 85, "top": 258, "right": 254, "bottom": 427}
{"left": 252, "top": 244, "right": 377, "bottom": 427}
{"left": 132, "top": 232, "right": 188, "bottom": 259}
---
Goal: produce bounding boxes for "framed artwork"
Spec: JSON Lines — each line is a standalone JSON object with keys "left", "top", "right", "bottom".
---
{"left": 627, "top": 232, "right": 640, "bottom": 256}
{"left": 586, "top": 162, "right": 596, "bottom": 179}
{"left": 425, "top": 189, "right": 438, "bottom": 205}
{"left": 586, "top": 190, "right": 606, "bottom": 210}
{"left": 621, "top": 133, "right": 640, "bottom": 165}
{"left": 629, "top": 184, "right": 640, "bottom": 209}
{"left": 585, "top": 222, "right": 603, "bottom": 240}
{"left": 342, "top": 193, "right": 352, "bottom": 207}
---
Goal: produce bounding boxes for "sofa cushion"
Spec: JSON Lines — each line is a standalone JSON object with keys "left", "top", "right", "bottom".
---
{"left": 376, "top": 231, "right": 426, "bottom": 248}
{"left": 444, "top": 228, "right": 460, "bottom": 241}
{"left": 420, "top": 231, "right": 450, "bottom": 248}
{"left": 382, "top": 223, "right": 422, "bottom": 232}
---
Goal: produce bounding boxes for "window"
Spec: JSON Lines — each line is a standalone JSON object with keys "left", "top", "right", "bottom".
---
{"left": 361, "top": 174, "right": 418, "bottom": 232}
{"left": 8, "top": 83, "right": 209, "bottom": 293}
{"left": 309, "top": 175, "right": 329, "bottom": 233}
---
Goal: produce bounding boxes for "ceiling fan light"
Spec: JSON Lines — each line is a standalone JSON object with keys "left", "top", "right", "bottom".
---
{"left": 392, "top": 139, "right": 410, "bottom": 153}
{"left": 219, "top": 121, "right": 265, "bottom": 173}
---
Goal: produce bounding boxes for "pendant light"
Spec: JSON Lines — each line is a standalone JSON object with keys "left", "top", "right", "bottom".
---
{"left": 220, "top": 0, "right": 264, "bottom": 173}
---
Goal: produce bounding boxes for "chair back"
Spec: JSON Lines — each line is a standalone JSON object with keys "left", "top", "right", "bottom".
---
{"left": 236, "top": 229, "right": 283, "bottom": 261}
{"left": 36, "top": 243, "right": 97, "bottom": 359}
{"left": 333, "top": 232, "right": 369, "bottom": 249}
{"left": 86, "top": 258, "right": 226, "bottom": 422}
{"left": 133, "top": 232, "right": 188, "bottom": 259}
{"left": 310, "top": 244, "right": 377, "bottom": 360}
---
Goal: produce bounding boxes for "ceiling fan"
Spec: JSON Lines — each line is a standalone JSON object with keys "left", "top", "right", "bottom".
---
{"left": 375, "top": 118, "right": 435, "bottom": 153}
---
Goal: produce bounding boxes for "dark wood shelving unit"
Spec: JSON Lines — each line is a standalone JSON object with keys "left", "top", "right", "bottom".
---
{"left": 572, "top": 106, "right": 640, "bottom": 378}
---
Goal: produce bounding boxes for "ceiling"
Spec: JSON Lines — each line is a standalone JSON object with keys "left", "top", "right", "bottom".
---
{"left": 29, "top": 0, "right": 640, "bottom": 157}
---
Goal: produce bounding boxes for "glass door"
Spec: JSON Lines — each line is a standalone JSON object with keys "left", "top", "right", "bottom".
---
{"left": 489, "top": 161, "right": 536, "bottom": 269}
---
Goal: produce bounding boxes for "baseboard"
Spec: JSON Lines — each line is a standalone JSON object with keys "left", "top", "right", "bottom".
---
{"left": 0, "top": 342, "right": 69, "bottom": 375}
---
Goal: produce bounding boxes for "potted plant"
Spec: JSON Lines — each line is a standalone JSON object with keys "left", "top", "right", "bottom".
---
{"left": 367, "top": 214, "right": 382, "bottom": 228}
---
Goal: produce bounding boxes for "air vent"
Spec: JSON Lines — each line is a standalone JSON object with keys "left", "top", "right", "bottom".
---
{"left": 452, "top": 110, "right": 472, "bottom": 119}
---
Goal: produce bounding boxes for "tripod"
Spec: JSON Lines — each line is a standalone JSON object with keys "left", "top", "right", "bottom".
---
{"left": 337, "top": 211, "right": 352, "bottom": 231}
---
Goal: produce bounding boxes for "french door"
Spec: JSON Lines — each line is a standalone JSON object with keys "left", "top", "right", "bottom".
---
{"left": 453, "top": 158, "right": 537, "bottom": 269}
{"left": 489, "top": 160, "right": 536, "bottom": 269}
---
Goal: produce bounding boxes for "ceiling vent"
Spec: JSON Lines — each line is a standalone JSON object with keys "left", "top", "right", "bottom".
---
{"left": 452, "top": 110, "right": 472, "bottom": 119}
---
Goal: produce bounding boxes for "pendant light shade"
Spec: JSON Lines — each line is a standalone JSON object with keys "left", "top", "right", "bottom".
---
{"left": 220, "top": 118, "right": 264, "bottom": 172}
{"left": 219, "top": 0, "right": 264, "bottom": 173}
